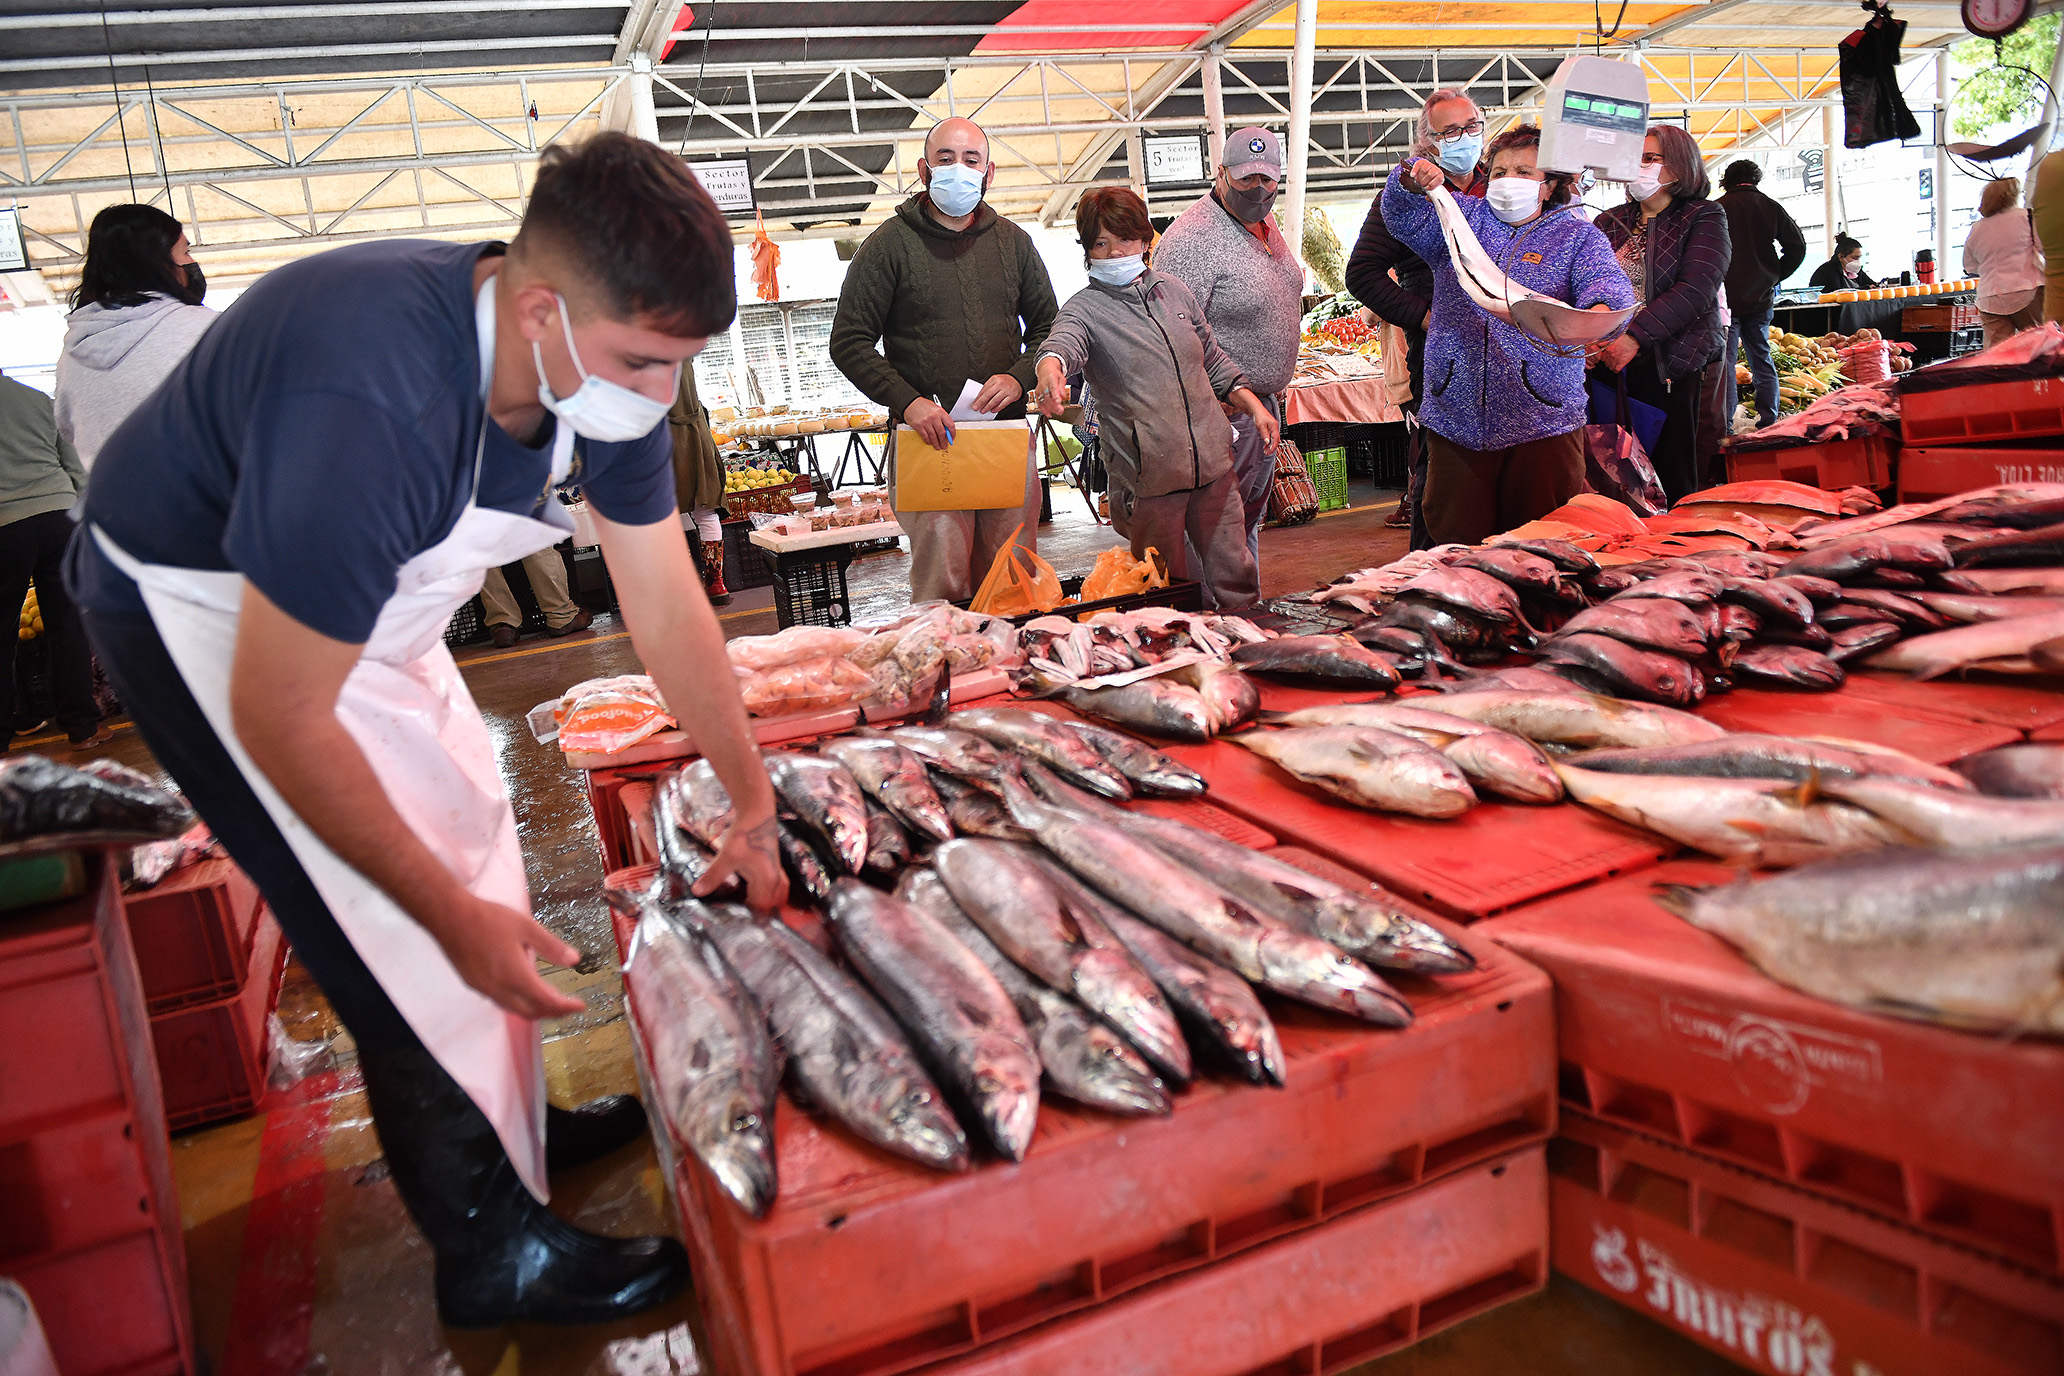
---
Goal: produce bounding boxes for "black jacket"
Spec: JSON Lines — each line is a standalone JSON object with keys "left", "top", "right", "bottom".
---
{"left": 1717, "top": 186, "right": 1807, "bottom": 310}
{"left": 1595, "top": 197, "right": 1732, "bottom": 381}
{"left": 1807, "top": 258, "right": 1879, "bottom": 293}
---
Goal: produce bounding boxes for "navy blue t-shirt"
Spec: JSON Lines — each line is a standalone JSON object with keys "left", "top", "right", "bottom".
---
{"left": 68, "top": 239, "right": 677, "bottom": 643}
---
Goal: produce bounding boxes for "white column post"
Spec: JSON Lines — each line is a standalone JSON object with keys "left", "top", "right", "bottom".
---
{"left": 1822, "top": 104, "right": 1840, "bottom": 257}
{"left": 1936, "top": 48, "right": 1952, "bottom": 272}
{"left": 1203, "top": 46, "right": 1227, "bottom": 167}
{"left": 1283, "top": 0, "right": 1318, "bottom": 261}
{"left": 629, "top": 53, "right": 660, "bottom": 144}
{"left": 2027, "top": 21, "right": 2064, "bottom": 179}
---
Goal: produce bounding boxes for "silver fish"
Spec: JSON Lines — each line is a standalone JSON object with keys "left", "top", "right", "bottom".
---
{"left": 607, "top": 887, "right": 778, "bottom": 1216}
{"left": 1546, "top": 600, "right": 1711, "bottom": 658}
{"left": 1567, "top": 734, "right": 1971, "bottom": 791}
{"left": 766, "top": 752, "right": 870, "bottom": 874}
{"left": 1537, "top": 634, "right": 1702, "bottom": 708}
{"left": 1165, "top": 659, "right": 1262, "bottom": 733}
{"left": 1398, "top": 565, "right": 1530, "bottom": 629}
{"left": 1229, "top": 635, "right": 1403, "bottom": 688}
{"left": 1102, "top": 906, "right": 1286, "bottom": 1087}
{"left": 1827, "top": 623, "right": 1903, "bottom": 663}
{"left": 878, "top": 724, "right": 1018, "bottom": 788}
{"left": 1666, "top": 845, "right": 2064, "bottom": 1033}
{"left": 933, "top": 838, "right": 1192, "bottom": 1084}
{"left": 1731, "top": 644, "right": 1845, "bottom": 691}
{"left": 1819, "top": 775, "right": 2064, "bottom": 850}
{"left": 822, "top": 879, "right": 1041, "bottom": 1161}
{"left": 819, "top": 736, "right": 954, "bottom": 842}
{"left": 1784, "top": 534, "right": 1893, "bottom": 581}
{"left": 897, "top": 871, "right": 1169, "bottom": 1117}
{"left": 1257, "top": 702, "right": 1560, "bottom": 805}
{"left": 1865, "top": 610, "right": 2064, "bottom": 680}
{"left": 948, "top": 707, "right": 1133, "bottom": 799}
{"left": 1953, "top": 744, "right": 2064, "bottom": 799}
{"left": 703, "top": 911, "right": 969, "bottom": 1171}
{"left": 1767, "top": 574, "right": 1844, "bottom": 606}
{"left": 1719, "top": 577, "right": 1814, "bottom": 629}
{"left": 1418, "top": 687, "right": 1727, "bottom": 749}
{"left": 1233, "top": 726, "right": 1476, "bottom": 818}
{"left": 1450, "top": 546, "right": 1574, "bottom": 600}
{"left": 928, "top": 769, "right": 1033, "bottom": 841}
{"left": 775, "top": 819, "right": 835, "bottom": 904}
{"left": 1555, "top": 765, "right": 1901, "bottom": 867}
{"left": 1053, "top": 675, "right": 1218, "bottom": 742}
{"left": 862, "top": 798, "right": 912, "bottom": 876}
{"left": 1611, "top": 569, "right": 1724, "bottom": 605}
{"left": 1064, "top": 717, "right": 1207, "bottom": 797}
{"left": 651, "top": 784, "right": 738, "bottom": 899}
{"left": 669, "top": 758, "right": 735, "bottom": 847}
{"left": 1954, "top": 568, "right": 2064, "bottom": 594}
{"left": 1494, "top": 537, "right": 1600, "bottom": 576}
{"left": 1908, "top": 592, "right": 2064, "bottom": 624}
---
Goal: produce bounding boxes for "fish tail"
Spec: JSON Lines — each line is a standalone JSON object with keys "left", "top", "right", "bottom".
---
{"left": 1650, "top": 882, "right": 1707, "bottom": 918}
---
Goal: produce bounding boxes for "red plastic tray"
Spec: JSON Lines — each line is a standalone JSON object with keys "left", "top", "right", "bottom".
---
{"left": 0, "top": 855, "right": 194, "bottom": 1376}
{"left": 1152, "top": 738, "right": 1669, "bottom": 922}
{"left": 1553, "top": 1111, "right": 2064, "bottom": 1376}
{"left": 606, "top": 859, "right": 1553, "bottom": 1376}
{"left": 941, "top": 1148, "right": 1546, "bottom": 1376}
{"left": 151, "top": 910, "right": 286, "bottom": 1132}
{"left": 1482, "top": 861, "right": 2064, "bottom": 1274}
{"left": 1837, "top": 669, "right": 2064, "bottom": 736}
{"left": 1726, "top": 436, "right": 1895, "bottom": 491}
{"left": 1901, "top": 376, "right": 2064, "bottom": 447}
{"left": 125, "top": 856, "right": 263, "bottom": 1015}
{"left": 1692, "top": 684, "right": 2023, "bottom": 760}
{"left": 1898, "top": 444, "right": 2064, "bottom": 503}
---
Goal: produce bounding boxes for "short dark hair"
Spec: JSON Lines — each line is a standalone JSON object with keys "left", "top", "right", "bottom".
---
{"left": 1721, "top": 159, "right": 1762, "bottom": 190}
{"left": 72, "top": 204, "right": 189, "bottom": 310}
{"left": 1484, "top": 123, "right": 1577, "bottom": 207}
{"left": 515, "top": 132, "right": 736, "bottom": 338}
{"left": 1076, "top": 187, "right": 1154, "bottom": 255}
{"left": 1644, "top": 124, "right": 1711, "bottom": 201}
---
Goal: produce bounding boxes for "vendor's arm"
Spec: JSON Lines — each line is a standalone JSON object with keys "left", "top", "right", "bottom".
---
{"left": 1345, "top": 197, "right": 1433, "bottom": 331}
{"left": 1627, "top": 202, "right": 1730, "bottom": 350}
{"left": 1380, "top": 161, "right": 1451, "bottom": 269}
{"left": 829, "top": 236, "right": 951, "bottom": 446}
{"left": 229, "top": 589, "right": 587, "bottom": 1020}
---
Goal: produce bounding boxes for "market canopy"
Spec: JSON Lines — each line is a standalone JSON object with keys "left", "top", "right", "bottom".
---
{"left": 0, "top": 0, "right": 1974, "bottom": 291}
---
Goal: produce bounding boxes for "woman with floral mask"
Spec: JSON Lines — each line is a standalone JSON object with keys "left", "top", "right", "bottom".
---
{"left": 1592, "top": 125, "right": 1733, "bottom": 503}
{"left": 1033, "top": 187, "right": 1278, "bottom": 609}
{"left": 1380, "top": 122, "right": 1634, "bottom": 545}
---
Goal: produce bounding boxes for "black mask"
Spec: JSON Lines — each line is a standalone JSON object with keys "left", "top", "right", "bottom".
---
{"left": 179, "top": 261, "right": 206, "bottom": 304}
{"left": 1223, "top": 181, "right": 1278, "bottom": 225}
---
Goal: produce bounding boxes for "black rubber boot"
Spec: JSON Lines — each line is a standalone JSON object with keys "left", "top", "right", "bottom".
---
{"left": 546, "top": 1097, "right": 649, "bottom": 1172}
{"left": 358, "top": 1042, "right": 691, "bottom": 1329}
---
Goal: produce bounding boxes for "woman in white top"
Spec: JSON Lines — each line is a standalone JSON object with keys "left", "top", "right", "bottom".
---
{"left": 1964, "top": 177, "right": 2047, "bottom": 349}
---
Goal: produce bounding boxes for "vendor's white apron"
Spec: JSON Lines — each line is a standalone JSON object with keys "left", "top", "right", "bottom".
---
{"left": 91, "top": 278, "right": 576, "bottom": 1203}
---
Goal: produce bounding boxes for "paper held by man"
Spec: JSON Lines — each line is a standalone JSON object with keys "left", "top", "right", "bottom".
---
{"left": 893, "top": 418, "right": 1035, "bottom": 512}
{"left": 1427, "top": 183, "right": 1636, "bottom": 349}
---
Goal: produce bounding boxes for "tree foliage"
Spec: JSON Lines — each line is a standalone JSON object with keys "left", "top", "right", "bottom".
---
{"left": 1302, "top": 205, "right": 1347, "bottom": 294}
{"left": 1952, "top": 14, "right": 2060, "bottom": 138}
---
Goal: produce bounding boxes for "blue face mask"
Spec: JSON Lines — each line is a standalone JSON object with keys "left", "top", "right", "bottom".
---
{"left": 927, "top": 163, "right": 986, "bottom": 218}
{"left": 1087, "top": 254, "right": 1147, "bottom": 287}
{"left": 1436, "top": 134, "right": 1483, "bottom": 177}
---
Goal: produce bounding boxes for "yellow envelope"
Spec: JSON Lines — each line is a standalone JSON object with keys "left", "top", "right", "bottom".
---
{"left": 893, "top": 420, "right": 1032, "bottom": 512}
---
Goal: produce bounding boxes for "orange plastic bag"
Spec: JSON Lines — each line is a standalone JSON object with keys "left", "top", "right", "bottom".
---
{"left": 750, "top": 211, "right": 781, "bottom": 303}
{"left": 1078, "top": 546, "right": 1169, "bottom": 601}
{"left": 970, "top": 524, "right": 1063, "bottom": 617}
{"left": 556, "top": 675, "right": 676, "bottom": 753}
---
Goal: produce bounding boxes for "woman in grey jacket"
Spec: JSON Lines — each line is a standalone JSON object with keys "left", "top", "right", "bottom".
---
{"left": 1033, "top": 188, "right": 1279, "bottom": 609}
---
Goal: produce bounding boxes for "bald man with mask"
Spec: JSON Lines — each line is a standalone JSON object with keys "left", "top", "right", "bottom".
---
{"left": 830, "top": 117, "right": 1059, "bottom": 602}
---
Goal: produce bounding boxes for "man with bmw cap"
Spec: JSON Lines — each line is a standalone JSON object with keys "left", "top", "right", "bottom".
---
{"left": 65, "top": 133, "right": 786, "bottom": 1328}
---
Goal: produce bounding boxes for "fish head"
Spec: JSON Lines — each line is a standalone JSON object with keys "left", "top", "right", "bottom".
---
{"left": 1072, "top": 950, "right": 1192, "bottom": 1084}
{"left": 1215, "top": 1002, "right": 1290, "bottom": 1087}
{"left": 872, "top": 1071, "right": 972, "bottom": 1171}
{"left": 1044, "top": 1020, "right": 1172, "bottom": 1115}
{"left": 1255, "top": 929, "right": 1414, "bottom": 1028}
{"left": 1318, "top": 898, "right": 1477, "bottom": 974}
{"left": 691, "top": 1087, "right": 778, "bottom": 1217}
{"left": 971, "top": 1058, "right": 1042, "bottom": 1161}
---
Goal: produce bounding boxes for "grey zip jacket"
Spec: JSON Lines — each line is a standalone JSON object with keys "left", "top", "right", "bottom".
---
{"left": 1038, "top": 270, "right": 1247, "bottom": 499}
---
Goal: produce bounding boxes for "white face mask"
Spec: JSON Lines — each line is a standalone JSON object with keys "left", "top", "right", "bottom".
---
{"left": 1629, "top": 165, "right": 1667, "bottom": 202}
{"left": 1087, "top": 254, "right": 1147, "bottom": 286}
{"left": 1486, "top": 177, "right": 1543, "bottom": 225}
{"left": 927, "top": 163, "right": 986, "bottom": 218}
{"left": 533, "top": 293, "right": 676, "bottom": 443}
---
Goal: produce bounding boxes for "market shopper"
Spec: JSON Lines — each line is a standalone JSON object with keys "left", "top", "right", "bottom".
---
{"left": 1, "top": 377, "right": 106, "bottom": 751}
{"left": 1032, "top": 187, "right": 1276, "bottom": 609}
{"left": 65, "top": 133, "right": 786, "bottom": 1328}
{"left": 1151, "top": 126, "right": 1304, "bottom": 574}
{"left": 480, "top": 551, "right": 592, "bottom": 648}
{"left": 54, "top": 203, "right": 215, "bottom": 470}
{"left": 1592, "top": 126, "right": 1732, "bottom": 502}
{"left": 1346, "top": 87, "right": 1490, "bottom": 545}
{"left": 1380, "top": 124, "right": 1633, "bottom": 546}
{"left": 1717, "top": 160, "right": 1806, "bottom": 429}
{"left": 670, "top": 363, "right": 730, "bottom": 605}
{"left": 1807, "top": 234, "right": 1877, "bottom": 294}
{"left": 829, "top": 116, "right": 1058, "bottom": 602}
{"left": 1964, "top": 177, "right": 2047, "bottom": 349}
{"left": 2032, "top": 148, "right": 2064, "bottom": 325}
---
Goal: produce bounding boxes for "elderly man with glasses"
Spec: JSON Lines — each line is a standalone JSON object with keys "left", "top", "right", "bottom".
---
{"left": 1346, "top": 88, "right": 1489, "bottom": 548}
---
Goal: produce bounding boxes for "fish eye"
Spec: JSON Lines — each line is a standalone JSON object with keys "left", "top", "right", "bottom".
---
{"left": 732, "top": 1112, "right": 761, "bottom": 1132}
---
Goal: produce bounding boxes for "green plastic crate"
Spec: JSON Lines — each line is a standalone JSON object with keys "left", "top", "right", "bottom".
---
{"left": 1309, "top": 446, "right": 1349, "bottom": 512}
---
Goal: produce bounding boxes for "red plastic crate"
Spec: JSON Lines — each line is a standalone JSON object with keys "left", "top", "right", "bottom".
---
{"left": 1692, "top": 684, "right": 2023, "bottom": 761}
{"left": 1553, "top": 1111, "right": 2064, "bottom": 1376}
{"left": 584, "top": 763, "right": 649, "bottom": 873}
{"left": 1898, "top": 444, "right": 2064, "bottom": 503}
{"left": 1837, "top": 669, "right": 2064, "bottom": 737}
{"left": 1901, "top": 376, "right": 2064, "bottom": 446}
{"left": 150, "top": 910, "right": 285, "bottom": 1132}
{"left": 605, "top": 860, "right": 1554, "bottom": 1376}
{"left": 0, "top": 854, "right": 194, "bottom": 1376}
{"left": 1482, "top": 861, "right": 2064, "bottom": 1275}
{"left": 1148, "top": 738, "right": 1669, "bottom": 922}
{"left": 124, "top": 857, "right": 263, "bottom": 1015}
{"left": 1726, "top": 436, "right": 1894, "bottom": 491}
{"left": 941, "top": 1148, "right": 1546, "bottom": 1376}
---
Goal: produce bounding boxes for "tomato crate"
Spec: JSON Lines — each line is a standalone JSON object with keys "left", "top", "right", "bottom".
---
{"left": 0, "top": 854, "right": 194, "bottom": 1376}
{"left": 1724, "top": 436, "right": 1895, "bottom": 491}
{"left": 124, "top": 857, "right": 263, "bottom": 1015}
{"left": 1553, "top": 1111, "right": 2064, "bottom": 1376}
{"left": 605, "top": 861, "right": 1554, "bottom": 1376}
{"left": 1691, "top": 684, "right": 2023, "bottom": 761}
{"left": 1481, "top": 861, "right": 2064, "bottom": 1275}
{"left": 940, "top": 1148, "right": 1546, "bottom": 1376}
{"left": 1901, "top": 376, "right": 2064, "bottom": 446}
{"left": 150, "top": 910, "right": 286, "bottom": 1132}
{"left": 1898, "top": 443, "right": 2064, "bottom": 502}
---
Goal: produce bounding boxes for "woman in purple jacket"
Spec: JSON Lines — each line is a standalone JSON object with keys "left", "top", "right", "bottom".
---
{"left": 1382, "top": 123, "right": 1634, "bottom": 545}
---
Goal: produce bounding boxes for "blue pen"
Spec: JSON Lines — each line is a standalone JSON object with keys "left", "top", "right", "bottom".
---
{"left": 934, "top": 394, "right": 955, "bottom": 446}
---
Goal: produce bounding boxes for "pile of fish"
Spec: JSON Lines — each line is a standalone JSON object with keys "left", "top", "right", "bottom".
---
{"left": 0, "top": 754, "right": 194, "bottom": 846}
{"left": 625, "top": 708, "right": 1477, "bottom": 1215}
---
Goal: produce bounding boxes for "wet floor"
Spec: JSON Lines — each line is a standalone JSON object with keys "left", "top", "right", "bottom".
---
{"left": 20, "top": 480, "right": 1740, "bottom": 1374}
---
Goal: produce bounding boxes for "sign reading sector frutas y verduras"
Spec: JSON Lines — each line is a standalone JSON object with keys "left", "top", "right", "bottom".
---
{"left": 0, "top": 207, "right": 25, "bottom": 273}
{"left": 688, "top": 159, "right": 756, "bottom": 216}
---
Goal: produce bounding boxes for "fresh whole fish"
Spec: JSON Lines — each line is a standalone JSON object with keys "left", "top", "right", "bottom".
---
{"left": 1909, "top": 593, "right": 2064, "bottom": 624}
{"left": 1834, "top": 588, "right": 1949, "bottom": 630}
{"left": 1730, "top": 644, "right": 1845, "bottom": 690}
{"left": 948, "top": 707, "right": 1132, "bottom": 798}
{"left": 1398, "top": 565, "right": 1531, "bottom": 629}
{"left": 819, "top": 736, "right": 954, "bottom": 842}
{"left": 1232, "top": 726, "right": 1476, "bottom": 818}
{"left": 1760, "top": 622, "right": 1835, "bottom": 650}
{"left": 766, "top": 753, "right": 870, "bottom": 874}
{"left": 668, "top": 758, "right": 735, "bottom": 848}
{"left": 1827, "top": 623, "right": 1904, "bottom": 662}
{"left": 1952, "top": 521, "right": 2064, "bottom": 568}
{"left": 1664, "top": 845, "right": 2064, "bottom": 1033}
{"left": 1538, "top": 634, "right": 1701, "bottom": 708}
{"left": 928, "top": 770, "right": 1033, "bottom": 841}
{"left": 1419, "top": 687, "right": 1727, "bottom": 749}
{"left": 1547, "top": 601, "right": 1710, "bottom": 659}
{"left": 1933, "top": 493, "right": 2064, "bottom": 528}
{"left": 1376, "top": 598, "right": 1508, "bottom": 656}
{"left": 1442, "top": 665, "right": 1596, "bottom": 696}
{"left": 1555, "top": 765, "right": 1901, "bottom": 866}
{"left": 1165, "top": 659, "right": 1262, "bottom": 733}
{"left": 1783, "top": 535, "right": 1892, "bottom": 581}
{"left": 1494, "top": 537, "right": 1600, "bottom": 575}
{"left": 822, "top": 879, "right": 1041, "bottom": 1160}
{"left": 1583, "top": 567, "right": 1640, "bottom": 596}
{"left": 1256, "top": 703, "right": 1561, "bottom": 805}
{"left": 1101, "top": 906, "right": 1286, "bottom": 1086}
{"left": 862, "top": 798, "right": 912, "bottom": 876}
{"left": 879, "top": 724, "right": 1017, "bottom": 788}
{"left": 1818, "top": 603, "right": 1901, "bottom": 633}
{"left": 607, "top": 887, "right": 778, "bottom": 1216}
{"left": 1954, "top": 567, "right": 2064, "bottom": 594}
{"left": 1567, "top": 734, "right": 1971, "bottom": 790}
{"left": 775, "top": 819, "right": 835, "bottom": 903}
{"left": 1229, "top": 635, "right": 1403, "bottom": 688}
{"left": 1879, "top": 533, "right": 1955, "bottom": 571}
{"left": 1768, "top": 574, "right": 1844, "bottom": 606}
{"left": 1718, "top": 604, "right": 1763, "bottom": 642}
{"left": 1864, "top": 610, "right": 2064, "bottom": 680}
{"left": 1610, "top": 569, "right": 1723, "bottom": 605}
{"left": 1449, "top": 547, "right": 1574, "bottom": 600}
{"left": 1954, "top": 744, "right": 2064, "bottom": 798}
{"left": 1064, "top": 718, "right": 1207, "bottom": 797}
{"left": 1719, "top": 578, "right": 1813, "bottom": 629}
{"left": 1860, "top": 567, "right": 1927, "bottom": 589}
{"left": 652, "top": 785, "right": 738, "bottom": 899}
{"left": 898, "top": 871, "right": 1169, "bottom": 1117}
{"left": 703, "top": 909, "right": 969, "bottom": 1171}
{"left": 0, "top": 755, "right": 193, "bottom": 842}
{"left": 933, "top": 839, "right": 1192, "bottom": 1084}
{"left": 1022, "top": 671, "right": 1216, "bottom": 743}
{"left": 1818, "top": 775, "right": 2064, "bottom": 850}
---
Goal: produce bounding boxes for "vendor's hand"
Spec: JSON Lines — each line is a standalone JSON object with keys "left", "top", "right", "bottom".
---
{"left": 1594, "top": 334, "right": 1641, "bottom": 372}
{"left": 904, "top": 397, "right": 954, "bottom": 449}
{"left": 440, "top": 893, "right": 588, "bottom": 1021}
{"left": 1404, "top": 158, "right": 1443, "bottom": 193}
{"left": 971, "top": 373, "right": 1023, "bottom": 415}
{"left": 698, "top": 815, "right": 789, "bottom": 912}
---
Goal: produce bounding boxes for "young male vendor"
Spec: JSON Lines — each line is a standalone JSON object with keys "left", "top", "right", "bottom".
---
{"left": 67, "top": 133, "right": 786, "bottom": 1328}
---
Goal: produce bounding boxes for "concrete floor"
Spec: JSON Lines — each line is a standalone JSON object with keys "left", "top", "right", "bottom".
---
{"left": 18, "top": 480, "right": 1745, "bottom": 1374}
